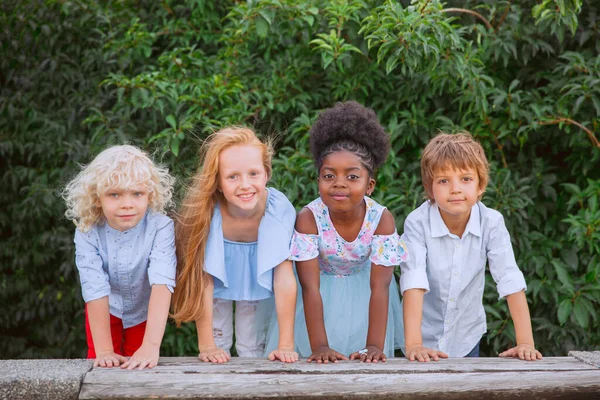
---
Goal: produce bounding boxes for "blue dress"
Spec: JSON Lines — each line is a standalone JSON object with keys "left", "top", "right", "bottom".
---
{"left": 204, "top": 187, "right": 296, "bottom": 300}
{"left": 265, "top": 197, "right": 408, "bottom": 357}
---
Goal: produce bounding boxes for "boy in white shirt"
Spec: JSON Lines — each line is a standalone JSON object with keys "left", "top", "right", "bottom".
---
{"left": 400, "top": 132, "right": 543, "bottom": 361}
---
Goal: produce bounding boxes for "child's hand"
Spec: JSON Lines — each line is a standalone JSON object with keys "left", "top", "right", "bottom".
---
{"left": 499, "top": 343, "right": 542, "bottom": 361}
{"left": 405, "top": 345, "right": 448, "bottom": 362}
{"left": 94, "top": 350, "right": 127, "bottom": 368}
{"left": 307, "top": 346, "right": 348, "bottom": 363}
{"left": 268, "top": 346, "right": 299, "bottom": 363}
{"left": 349, "top": 345, "right": 387, "bottom": 363}
{"left": 198, "top": 345, "right": 230, "bottom": 364}
{"left": 121, "top": 344, "right": 160, "bottom": 370}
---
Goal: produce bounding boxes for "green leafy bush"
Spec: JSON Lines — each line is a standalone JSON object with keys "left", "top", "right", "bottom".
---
{"left": 2, "top": 0, "right": 598, "bottom": 358}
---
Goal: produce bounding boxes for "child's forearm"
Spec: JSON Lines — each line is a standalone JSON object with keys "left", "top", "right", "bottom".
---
{"left": 506, "top": 290, "right": 535, "bottom": 345}
{"left": 87, "top": 297, "right": 114, "bottom": 354}
{"left": 196, "top": 276, "right": 217, "bottom": 351}
{"left": 403, "top": 288, "right": 426, "bottom": 348}
{"left": 365, "top": 265, "right": 393, "bottom": 350}
{"left": 301, "top": 286, "right": 329, "bottom": 350}
{"left": 297, "top": 260, "right": 329, "bottom": 351}
{"left": 142, "top": 284, "right": 172, "bottom": 348}
{"left": 273, "top": 260, "right": 297, "bottom": 349}
{"left": 366, "top": 284, "right": 389, "bottom": 350}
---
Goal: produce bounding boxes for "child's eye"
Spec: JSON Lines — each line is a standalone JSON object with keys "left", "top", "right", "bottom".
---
{"left": 348, "top": 174, "right": 360, "bottom": 180}
{"left": 438, "top": 179, "right": 448, "bottom": 184}
{"left": 133, "top": 192, "right": 143, "bottom": 197}
{"left": 109, "top": 193, "right": 119, "bottom": 198}
{"left": 249, "top": 171, "right": 260, "bottom": 177}
{"left": 323, "top": 173, "right": 334, "bottom": 179}
{"left": 228, "top": 174, "right": 237, "bottom": 180}
{"left": 462, "top": 177, "right": 473, "bottom": 182}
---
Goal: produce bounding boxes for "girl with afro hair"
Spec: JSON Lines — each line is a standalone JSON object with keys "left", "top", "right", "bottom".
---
{"left": 265, "top": 101, "right": 408, "bottom": 362}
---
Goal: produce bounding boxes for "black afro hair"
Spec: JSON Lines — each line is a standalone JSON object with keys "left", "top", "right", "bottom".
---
{"left": 310, "top": 101, "right": 390, "bottom": 171}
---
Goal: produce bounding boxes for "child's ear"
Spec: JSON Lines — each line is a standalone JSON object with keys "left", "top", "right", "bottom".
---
{"left": 366, "top": 178, "right": 376, "bottom": 196}
{"left": 477, "top": 185, "right": 485, "bottom": 198}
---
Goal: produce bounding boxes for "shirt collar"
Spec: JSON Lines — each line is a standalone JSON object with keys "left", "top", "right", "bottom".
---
{"left": 429, "top": 202, "right": 481, "bottom": 238}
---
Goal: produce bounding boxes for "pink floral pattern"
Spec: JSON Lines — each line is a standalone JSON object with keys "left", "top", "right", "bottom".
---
{"left": 290, "top": 197, "right": 408, "bottom": 276}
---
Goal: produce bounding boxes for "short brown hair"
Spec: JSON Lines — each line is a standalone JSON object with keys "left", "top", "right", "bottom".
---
{"left": 421, "top": 131, "right": 489, "bottom": 202}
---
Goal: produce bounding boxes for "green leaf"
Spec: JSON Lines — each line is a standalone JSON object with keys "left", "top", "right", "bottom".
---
{"left": 557, "top": 299, "right": 572, "bottom": 325}
{"left": 256, "top": 16, "right": 269, "bottom": 38}
{"left": 166, "top": 114, "right": 177, "bottom": 130}
{"left": 573, "top": 298, "right": 589, "bottom": 328}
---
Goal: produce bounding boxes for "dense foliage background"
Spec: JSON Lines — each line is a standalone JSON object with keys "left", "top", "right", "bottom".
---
{"left": 2, "top": 0, "right": 599, "bottom": 359}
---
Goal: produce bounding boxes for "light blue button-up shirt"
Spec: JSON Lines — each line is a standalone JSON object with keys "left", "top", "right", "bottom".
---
{"left": 399, "top": 201, "right": 527, "bottom": 357}
{"left": 74, "top": 210, "right": 176, "bottom": 329}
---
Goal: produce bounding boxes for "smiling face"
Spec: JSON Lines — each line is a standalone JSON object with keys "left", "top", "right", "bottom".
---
{"left": 218, "top": 144, "right": 268, "bottom": 215}
{"left": 430, "top": 166, "right": 484, "bottom": 226}
{"left": 97, "top": 185, "right": 150, "bottom": 231}
{"left": 318, "top": 150, "right": 375, "bottom": 215}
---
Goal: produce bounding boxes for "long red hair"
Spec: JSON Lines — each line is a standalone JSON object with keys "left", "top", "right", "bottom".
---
{"left": 171, "top": 127, "right": 272, "bottom": 325}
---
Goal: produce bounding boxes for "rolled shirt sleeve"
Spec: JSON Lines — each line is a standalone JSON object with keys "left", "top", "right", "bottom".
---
{"left": 399, "top": 216, "right": 430, "bottom": 294}
{"left": 147, "top": 217, "right": 177, "bottom": 293}
{"left": 487, "top": 214, "right": 527, "bottom": 299}
{"left": 74, "top": 229, "right": 111, "bottom": 303}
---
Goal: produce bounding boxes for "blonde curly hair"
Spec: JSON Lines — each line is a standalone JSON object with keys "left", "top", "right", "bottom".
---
{"left": 63, "top": 145, "right": 175, "bottom": 232}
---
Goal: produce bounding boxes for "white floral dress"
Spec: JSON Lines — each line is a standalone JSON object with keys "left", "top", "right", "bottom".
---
{"left": 265, "top": 196, "right": 408, "bottom": 357}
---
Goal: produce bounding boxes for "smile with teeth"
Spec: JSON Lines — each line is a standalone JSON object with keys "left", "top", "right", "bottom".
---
{"left": 238, "top": 192, "right": 255, "bottom": 200}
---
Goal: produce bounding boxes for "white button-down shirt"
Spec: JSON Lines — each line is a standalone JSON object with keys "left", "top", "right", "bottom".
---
{"left": 399, "top": 201, "right": 527, "bottom": 357}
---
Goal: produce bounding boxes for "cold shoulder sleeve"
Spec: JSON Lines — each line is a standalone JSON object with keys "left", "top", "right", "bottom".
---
{"left": 370, "top": 231, "right": 408, "bottom": 267}
{"left": 289, "top": 230, "right": 319, "bottom": 261}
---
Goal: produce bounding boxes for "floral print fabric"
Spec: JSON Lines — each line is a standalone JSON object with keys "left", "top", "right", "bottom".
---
{"left": 290, "top": 197, "right": 408, "bottom": 276}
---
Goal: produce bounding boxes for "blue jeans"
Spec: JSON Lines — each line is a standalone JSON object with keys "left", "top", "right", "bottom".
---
{"left": 465, "top": 340, "right": 481, "bottom": 357}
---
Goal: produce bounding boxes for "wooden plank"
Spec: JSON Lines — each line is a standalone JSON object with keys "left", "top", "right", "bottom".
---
{"left": 88, "top": 356, "right": 596, "bottom": 375}
{"left": 79, "top": 370, "right": 600, "bottom": 399}
{"left": 79, "top": 357, "right": 600, "bottom": 399}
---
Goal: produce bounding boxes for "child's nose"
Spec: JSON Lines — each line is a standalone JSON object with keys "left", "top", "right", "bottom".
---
{"left": 239, "top": 175, "right": 251, "bottom": 188}
{"left": 450, "top": 180, "right": 461, "bottom": 192}
{"left": 121, "top": 194, "right": 134, "bottom": 207}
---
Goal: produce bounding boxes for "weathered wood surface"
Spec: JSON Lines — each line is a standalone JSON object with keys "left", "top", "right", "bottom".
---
{"left": 79, "top": 356, "right": 600, "bottom": 400}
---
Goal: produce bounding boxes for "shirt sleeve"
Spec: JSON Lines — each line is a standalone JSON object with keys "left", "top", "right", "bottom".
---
{"left": 147, "top": 217, "right": 177, "bottom": 293}
{"left": 289, "top": 230, "right": 319, "bottom": 261}
{"left": 370, "top": 232, "right": 408, "bottom": 267}
{"left": 487, "top": 215, "right": 527, "bottom": 299}
{"left": 399, "top": 216, "right": 430, "bottom": 294}
{"left": 74, "top": 229, "right": 111, "bottom": 302}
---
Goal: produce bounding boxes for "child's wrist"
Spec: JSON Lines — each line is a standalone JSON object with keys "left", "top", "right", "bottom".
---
{"left": 198, "top": 343, "right": 218, "bottom": 352}
{"left": 277, "top": 342, "right": 295, "bottom": 350}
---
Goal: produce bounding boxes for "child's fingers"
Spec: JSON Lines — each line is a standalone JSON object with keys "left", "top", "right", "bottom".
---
{"left": 137, "top": 360, "right": 151, "bottom": 370}
{"left": 126, "top": 360, "right": 139, "bottom": 370}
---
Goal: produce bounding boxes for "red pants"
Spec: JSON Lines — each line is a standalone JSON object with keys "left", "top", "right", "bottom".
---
{"left": 85, "top": 305, "right": 147, "bottom": 358}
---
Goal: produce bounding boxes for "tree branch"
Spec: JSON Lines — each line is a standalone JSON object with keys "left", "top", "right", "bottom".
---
{"left": 443, "top": 8, "right": 492, "bottom": 30}
{"left": 539, "top": 118, "right": 600, "bottom": 149}
{"left": 494, "top": 1, "right": 512, "bottom": 33}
